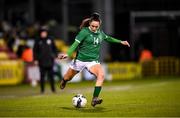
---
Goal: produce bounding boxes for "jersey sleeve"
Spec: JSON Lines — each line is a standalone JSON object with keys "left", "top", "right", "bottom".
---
{"left": 67, "top": 41, "right": 79, "bottom": 57}
{"left": 102, "top": 31, "right": 122, "bottom": 43}
{"left": 75, "top": 28, "right": 88, "bottom": 43}
{"left": 67, "top": 28, "right": 88, "bottom": 57}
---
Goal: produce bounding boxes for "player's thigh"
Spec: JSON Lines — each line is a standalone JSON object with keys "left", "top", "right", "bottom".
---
{"left": 64, "top": 68, "right": 79, "bottom": 79}
{"left": 89, "top": 64, "right": 104, "bottom": 77}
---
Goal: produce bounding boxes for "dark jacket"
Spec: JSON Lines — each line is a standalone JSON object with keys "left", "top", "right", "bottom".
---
{"left": 33, "top": 37, "right": 58, "bottom": 67}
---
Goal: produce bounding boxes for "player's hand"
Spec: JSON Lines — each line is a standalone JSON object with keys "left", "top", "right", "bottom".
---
{"left": 57, "top": 53, "right": 68, "bottom": 60}
{"left": 121, "top": 41, "right": 130, "bottom": 47}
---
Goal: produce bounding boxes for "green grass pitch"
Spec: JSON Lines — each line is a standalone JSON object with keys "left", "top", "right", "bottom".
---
{"left": 0, "top": 77, "right": 180, "bottom": 117}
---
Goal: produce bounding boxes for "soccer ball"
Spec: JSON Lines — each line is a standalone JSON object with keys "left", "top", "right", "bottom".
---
{"left": 72, "top": 94, "right": 87, "bottom": 108}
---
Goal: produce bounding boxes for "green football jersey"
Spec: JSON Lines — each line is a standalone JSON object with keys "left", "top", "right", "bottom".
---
{"left": 74, "top": 27, "right": 121, "bottom": 62}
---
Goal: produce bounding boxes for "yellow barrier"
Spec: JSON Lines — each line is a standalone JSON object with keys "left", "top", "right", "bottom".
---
{"left": 107, "top": 62, "right": 142, "bottom": 80}
{"left": 0, "top": 52, "right": 9, "bottom": 59}
{"left": 141, "top": 57, "right": 180, "bottom": 76}
{"left": 0, "top": 60, "right": 24, "bottom": 85}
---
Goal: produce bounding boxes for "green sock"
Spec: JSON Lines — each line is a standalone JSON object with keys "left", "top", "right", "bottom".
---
{"left": 93, "top": 86, "right": 102, "bottom": 98}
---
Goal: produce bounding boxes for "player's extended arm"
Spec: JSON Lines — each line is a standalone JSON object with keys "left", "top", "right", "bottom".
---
{"left": 67, "top": 41, "right": 79, "bottom": 57}
{"left": 105, "top": 36, "right": 130, "bottom": 47}
{"left": 105, "top": 36, "right": 122, "bottom": 43}
{"left": 57, "top": 41, "right": 79, "bottom": 59}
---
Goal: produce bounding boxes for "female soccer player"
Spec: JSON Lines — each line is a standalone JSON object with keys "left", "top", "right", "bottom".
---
{"left": 58, "top": 13, "right": 130, "bottom": 107}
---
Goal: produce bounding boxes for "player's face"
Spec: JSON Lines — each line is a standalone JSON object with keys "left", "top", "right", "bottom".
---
{"left": 89, "top": 21, "right": 100, "bottom": 32}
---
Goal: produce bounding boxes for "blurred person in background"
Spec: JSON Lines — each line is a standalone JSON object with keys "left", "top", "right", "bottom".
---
{"left": 139, "top": 47, "right": 153, "bottom": 63}
{"left": 21, "top": 45, "right": 33, "bottom": 63}
{"left": 33, "top": 27, "right": 58, "bottom": 93}
{"left": 58, "top": 12, "right": 130, "bottom": 107}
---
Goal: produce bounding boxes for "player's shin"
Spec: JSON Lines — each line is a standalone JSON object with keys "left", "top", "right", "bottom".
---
{"left": 91, "top": 86, "right": 103, "bottom": 107}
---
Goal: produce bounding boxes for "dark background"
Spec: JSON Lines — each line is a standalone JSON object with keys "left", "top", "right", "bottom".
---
{"left": 0, "top": 0, "right": 180, "bottom": 61}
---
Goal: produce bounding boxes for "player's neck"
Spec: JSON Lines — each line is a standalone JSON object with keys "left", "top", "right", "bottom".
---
{"left": 88, "top": 27, "right": 98, "bottom": 33}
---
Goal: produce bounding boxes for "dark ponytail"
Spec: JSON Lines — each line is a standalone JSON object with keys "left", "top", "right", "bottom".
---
{"left": 79, "top": 18, "right": 91, "bottom": 29}
{"left": 79, "top": 12, "right": 101, "bottom": 29}
{"left": 90, "top": 12, "right": 101, "bottom": 21}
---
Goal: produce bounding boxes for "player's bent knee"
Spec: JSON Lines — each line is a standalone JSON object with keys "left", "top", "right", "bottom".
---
{"left": 64, "top": 75, "right": 72, "bottom": 81}
{"left": 97, "top": 74, "right": 105, "bottom": 80}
